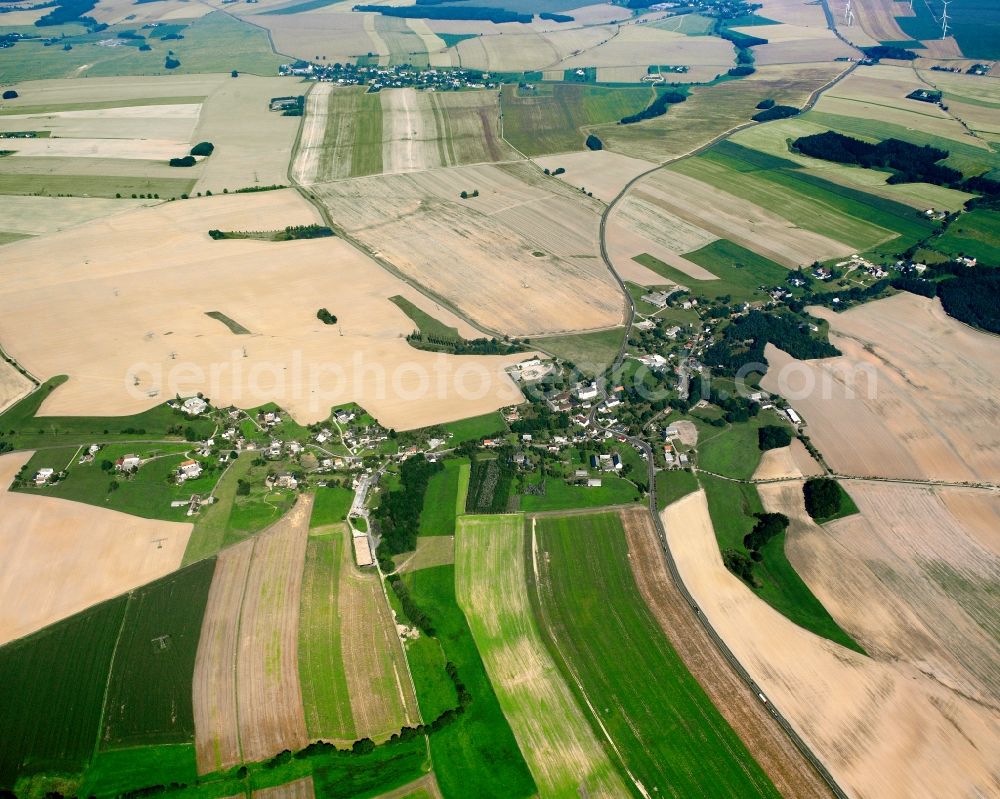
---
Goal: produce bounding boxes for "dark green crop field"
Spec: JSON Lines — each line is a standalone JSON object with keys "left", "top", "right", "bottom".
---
{"left": 533, "top": 512, "right": 781, "bottom": 798}
{"left": 0, "top": 597, "right": 128, "bottom": 787}
{"left": 100, "top": 560, "right": 216, "bottom": 748}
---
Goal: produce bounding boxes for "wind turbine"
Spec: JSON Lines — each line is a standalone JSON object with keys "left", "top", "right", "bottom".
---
{"left": 844, "top": 0, "right": 855, "bottom": 26}
{"left": 940, "top": 0, "right": 951, "bottom": 38}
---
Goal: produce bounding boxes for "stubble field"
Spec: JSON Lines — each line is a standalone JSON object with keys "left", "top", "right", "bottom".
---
{"left": 0, "top": 450, "right": 192, "bottom": 646}
{"left": 761, "top": 293, "right": 1000, "bottom": 482}
{"left": 663, "top": 488, "right": 1000, "bottom": 799}
{"left": 313, "top": 162, "right": 623, "bottom": 336}
{"left": 0, "top": 189, "right": 529, "bottom": 429}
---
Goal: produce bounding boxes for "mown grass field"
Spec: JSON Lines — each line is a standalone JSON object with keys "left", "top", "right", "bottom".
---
{"left": 0, "top": 377, "right": 214, "bottom": 450}
{"left": 0, "top": 596, "right": 128, "bottom": 787}
{"left": 533, "top": 512, "right": 781, "bottom": 798}
{"left": 402, "top": 565, "right": 536, "bottom": 799}
{"left": 419, "top": 459, "right": 464, "bottom": 536}
{"left": 634, "top": 237, "right": 788, "bottom": 303}
{"left": 101, "top": 561, "right": 216, "bottom": 748}
{"left": 311, "top": 484, "right": 354, "bottom": 527}
{"left": 299, "top": 530, "right": 354, "bottom": 741}
{"left": 696, "top": 412, "right": 788, "bottom": 480}
{"left": 389, "top": 295, "right": 461, "bottom": 341}
{"left": 932, "top": 209, "right": 1000, "bottom": 264}
{"left": 441, "top": 413, "right": 506, "bottom": 444}
{"left": 518, "top": 473, "right": 639, "bottom": 512}
{"left": 321, "top": 87, "right": 384, "bottom": 179}
{"left": 700, "top": 475, "right": 864, "bottom": 652}
{"left": 0, "top": 12, "right": 284, "bottom": 82}
{"left": 654, "top": 468, "right": 699, "bottom": 510}
{"left": 182, "top": 454, "right": 253, "bottom": 565}
{"left": 501, "top": 83, "right": 655, "bottom": 156}
{"left": 533, "top": 327, "right": 625, "bottom": 377}
{"left": 15, "top": 442, "right": 219, "bottom": 522}
{"left": 81, "top": 745, "right": 198, "bottom": 799}
{"left": 670, "top": 144, "right": 931, "bottom": 253}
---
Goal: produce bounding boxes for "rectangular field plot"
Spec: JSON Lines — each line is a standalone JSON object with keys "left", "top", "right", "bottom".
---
{"left": 0, "top": 596, "right": 128, "bottom": 786}
{"left": 456, "top": 514, "right": 628, "bottom": 798}
{"left": 101, "top": 560, "right": 217, "bottom": 748}
{"left": 313, "top": 162, "right": 622, "bottom": 336}
{"left": 402, "top": 565, "right": 536, "bottom": 799}
{"left": 501, "top": 83, "right": 656, "bottom": 157}
{"left": 532, "top": 511, "right": 781, "bottom": 798}
{"left": 298, "top": 531, "right": 354, "bottom": 743}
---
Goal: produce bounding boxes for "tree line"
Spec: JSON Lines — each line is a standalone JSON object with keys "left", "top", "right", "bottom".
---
{"left": 619, "top": 90, "right": 687, "bottom": 125}
{"left": 373, "top": 455, "right": 443, "bottom": 566}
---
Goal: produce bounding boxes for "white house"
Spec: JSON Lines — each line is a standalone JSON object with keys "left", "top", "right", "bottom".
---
{"left": 587, "top": 478, "right": 603, "bottom": 487}
{"left": 182, "top": 396, "right": 208, "bottom": 416}
{"left": 34, "top": 467, "right": 54, "bottom": 485}
{"left": 575, "top": 382, "right": 599, "bottom": 401}
{"left": 177, "top": 460, "right": 203, "bottom": 481}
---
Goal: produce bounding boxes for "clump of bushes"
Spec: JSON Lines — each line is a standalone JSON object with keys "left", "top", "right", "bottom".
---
{"left": 752, "top": 104, "right": 799, "bottom": 122}
{"left": 316, "top": 308, "right": 337, "bottom": 324}
{"left": 2, "top": 89, "right": 19, "bottom": 100}
{"left": 459, "top": 189, "right": 480, "bottom": 199}
{"left": 164, "top": 54, "right": 180, "bottom": 69}
{"left": 585, "top": 134, "right": 603, "bottom": 151}
{"left": 190, "top": 141, "right": 214, "bottom": 157}
{"left": 803, "top": 477, "right": 842, "bottom": 520}
{"left": 758, "top": 424, "right": 791, "bottom": 451}
{"left": 756, "top": 98, "right": 775, "bottom": 110}
{"left": 169, "top": 155, "right": 196, "bottom": 167}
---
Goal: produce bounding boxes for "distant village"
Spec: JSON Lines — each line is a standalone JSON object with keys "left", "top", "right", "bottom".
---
{"left": 279, "top": 61, "right": 502, "bottom": 92}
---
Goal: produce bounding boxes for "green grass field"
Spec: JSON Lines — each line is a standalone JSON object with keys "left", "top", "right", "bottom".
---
{"left": 311, "top": 485, "right": 354, "bottom": 527}
{"left": 700, "top": 475, "right": 864, "bottom": 652}
{"left": 441, "top": 413, "right": 506, "bottom": 444}
{"left": 533, "top": 327, "right": 625, "bottom": 378}
{"left": 0, "top": 596, "right": 128, "bottom": 787}
{"left": 812, "top": 480, "right": 861, "bottom": 525}
{"left": 501, "top": 83, "right": 655, "bottom": 156}
{"left": 320, "top": 87, "right": 383, "bottom": 179}
{"left": 932, "top": 209, "right": 1000, "bottom": 264}
{"left": 389, "top": 296, "right": 461, "bottom": 341}
{"left": 181, "top": 455, "right": 253, "bottom": 565}
{"left": 533, "top": 512, "right": 780, "bottom": 798}
{"left": 101, "top": 560, "right": 216, "bottom": 748}
{"left": 419, "top": 460, "right": 464, "bottom": 536}
{"left": 0, "top": 377, "right": 214, "bottom": 450}
{"left": 205, "top": 311, "right": 251, "bottom": 335}
{"left": 696, "top": 413, "right": 787, "bottom": 480}
{"left": 0, "top": 12, "right": 284, "bottom": 82}
{"left": 456, "top": 514, "right": 627, "bottom": 797}
{"left": 81, "top": 745, "right": 198, "bottom": 799}
{"left": 401, "top": 565, "right": 536, "bottom": 799}
{"left": 633, "top": 239, "right": 788, "bottom": 303}
{"left": 299, "top": 531, "right": 355, "bottom": 742}
{"left": 15, "top": 443, "right": 220, "bottom": 523}
{"left": 654, "top": 468, "right": 699, "bottom": 510}
{"left": 0, "top": 171, "right": 196, "bottom": 200}
{"left": 518, "top": 474, "right": 639, "bottom": 512}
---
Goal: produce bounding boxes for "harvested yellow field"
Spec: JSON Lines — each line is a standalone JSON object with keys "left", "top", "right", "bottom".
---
{"left": 0, "top": 450, "right": 193, "bottom": 645}
{"left": 831, "top": 0, "right": 908, "bottom": 42}
{"left": 0, "top": 102, "right": 202, "bottom": 142}
{"left": 594, "top": 62, "right": 848, "bottom": 162}
{"left": 0, "top": 75, "right": 223, "bottom": 108}
{"left": 624, "top": 167, "right": 854, "bottom": 266}
{"left": 919, "top": 68, "right": 1000, "bottom": 106}
{"left": 762, "top": 480, "right": 1000, "bottom": 710}
{"left": 193, "top": 497, "right": 311, "bottom": 772}
{"left": 752, "top": 439, "right": 823, "bottom": 480}
{"left": 760, "top": 293, "right": 1000, "bottom": 482}
{"left": 236, "top": 496, "right": 311, "bottom": 763}
{"left": 753, "top": 37, "right": 858, "bottom": 65}
{"left": 91, "top": 0, "right": 213, "bottom": 24}
{"left": 339, "top": 527, "right": 418, "bottom": 739}
{"left": 2, "top": 137, "right": 189, "bottom": 160}
{"left": 456, "top": 514, "right": 628, "bottom": 797}
{"left": 917, "top": 37, "right": 963, "bottom": 59}
{"left": 313, "top": 163, "right": 623, "bottom": 336}
{"left": 757, "top": 0, "right": 829, "bottom": 27}
{"left": 260, "top": 11, "right": 377, "bottom": 64}
{"left": 291, "top": 82, "right": 332, "bottom": 185}
{"left": 0, "top": 361, "right": 33, "bottom": 413}
{"left": 663, "top": 489, "right": 1000, "bottom": 799}
{"left": 192, "top": 76, "right": 303, "bottom": 194}
{"left": 395, "top": 535, "right": 455, "bottom": 575}
{"left": 0, "top": 196, "right": 149, "bottom": 236}
{"left": 452, "top": 25, "right": 614, "bottom": 72}
{"left": 941, "top": 489, "right": 1000, "bottom": 553}
{"left": 253, "top": 777, "right": 315, "bottom": 799}
{"left": 381, "top": 88, "right": 518, "bottom": 174}
{"left": 0, "top": 190, "right": 530, "bottom": 429}
{"left": 557, "top": 24, "right": 735, "bottom": 71}
{"left": 533, "top": 149, "right": 655, "bottom": 202}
